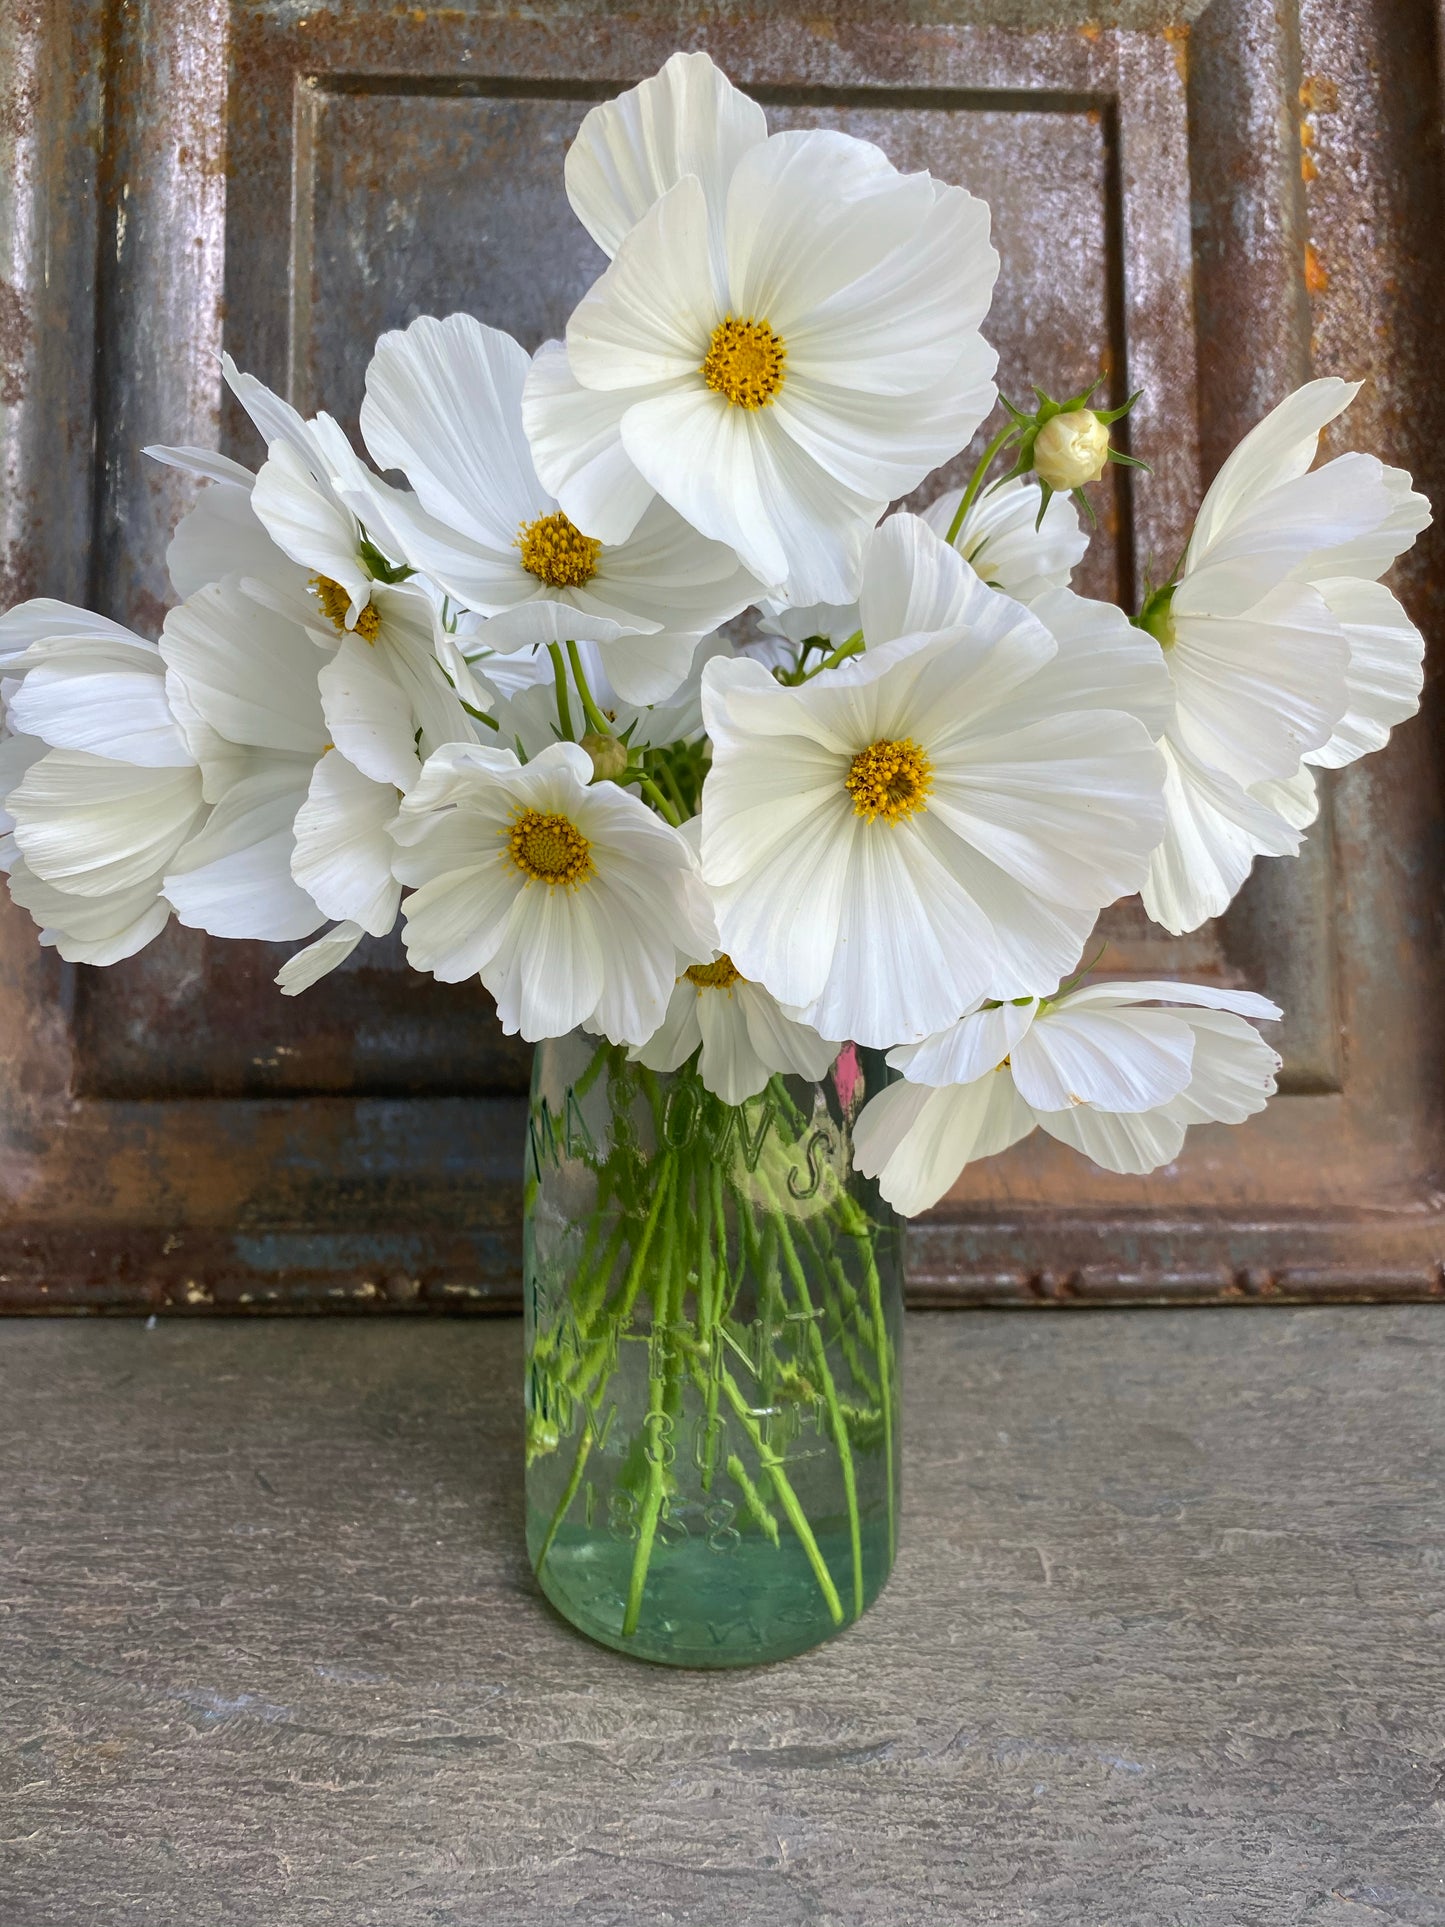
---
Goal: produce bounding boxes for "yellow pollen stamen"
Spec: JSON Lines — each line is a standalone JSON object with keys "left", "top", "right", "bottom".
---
{"left": 516, "top": 511, "right": 602, "bottom": 589}
{"left": 685, "top": 954, "right": 744, "bottom": 991}
{"left": 701, "top": 316, "right": 786, "bottom": 409}
{"left": 844, "top": 738, "right": 933, "bottom": 823}
{"left": 311, "top": 574, "right": 381, "bottom": 642}
{"left": 507, "top": 807, "right": 593, "bottom": 887}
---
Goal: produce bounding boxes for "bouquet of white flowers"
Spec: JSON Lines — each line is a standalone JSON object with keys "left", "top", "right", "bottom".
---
{"left": 0, "top": 52, "right": 1428, "bottom": 1664}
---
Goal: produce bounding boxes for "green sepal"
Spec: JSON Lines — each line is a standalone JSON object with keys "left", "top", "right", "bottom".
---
{"left": 358, "top": 532, "right": 414, "bottom": 584}
{"left": 1135, "top": 579, "right": 1177, "bottom": 644}
{"left": 1000, "top": 375, "right": 1147, "bottom": 496}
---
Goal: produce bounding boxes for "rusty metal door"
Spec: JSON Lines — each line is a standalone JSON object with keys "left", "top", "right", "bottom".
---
{"left": 1, "top": 0, "right": 1440, "bottom": 1310}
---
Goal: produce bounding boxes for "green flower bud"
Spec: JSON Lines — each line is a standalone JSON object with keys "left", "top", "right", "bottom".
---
{"left": 581, "top": 732, "right": 630, "bottom": 783}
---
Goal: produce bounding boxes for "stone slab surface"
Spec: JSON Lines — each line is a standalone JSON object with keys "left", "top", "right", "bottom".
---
{"left": 1, "top": 1309, "right": 1441, "bottom": 1925}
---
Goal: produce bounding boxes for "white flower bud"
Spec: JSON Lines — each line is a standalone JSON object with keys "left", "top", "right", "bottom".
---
{"left": 1033, "top": 409, "right": 1111, "bottom": 491}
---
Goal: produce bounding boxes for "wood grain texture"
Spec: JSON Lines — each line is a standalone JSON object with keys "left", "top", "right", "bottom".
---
{"left": 1, "top": 1309, "right": 1441, "bottom": 1925}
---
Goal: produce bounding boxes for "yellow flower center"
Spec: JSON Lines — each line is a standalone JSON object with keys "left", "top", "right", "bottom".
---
{"left": 507, "top": 807, "right": 593, "bottom": 887}
{"left": 701, "top": 316, "right": 786, "bottom": 409}
{"left": 844, "top": 738, "right": 933, "bottom": 823}
{"left": 516, "top": 511, "right": 602, "bottom": 589}
{"left": 685, "top": 954, "right": 744, "bottom": 991}
{"left": 311, "top": 574, "right": 381, "bottom": 642}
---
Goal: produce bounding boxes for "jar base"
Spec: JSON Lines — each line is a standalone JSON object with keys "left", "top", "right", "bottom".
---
{"left": 529, "top": 1511, "right": 894, "bottom": 1668}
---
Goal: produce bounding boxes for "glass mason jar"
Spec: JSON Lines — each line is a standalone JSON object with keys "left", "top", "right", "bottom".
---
{"left": 524, "top": 1030, "right": 904, "bottom": 1667}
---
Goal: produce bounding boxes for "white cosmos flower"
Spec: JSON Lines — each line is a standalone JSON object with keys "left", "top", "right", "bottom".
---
{"left": 392, "top": 740, "right": 713, "bottom": 1044}
{"left": 751, "top": 480, "right": 1095, "bottom": 676}
{"left": 152, "top": 372, "right": 490, "bottom": 989}
{"left": 143, "top": 443, "right": 303, "bottom": 601}
{"left": 699, "top": 514, "right": 1168, "bottom": 1048}
{"left": 295, "top": 575, "right": 484, "bottom": 796}
{"left": 275, "top": 918, "right": 367, "bottom": 995}
{"left": 632, "top": 816, "right": 839, "bottom": 1102}
{"left": 0, "top": 601, "right": 205, "bottom": 963}
{"left": 919, "top": 475, "right": 1088, "bottom": 603}
{"left": 523, "top": 51, "right": 1000, "bottom": 604}
{"left": 1142, "top": 378, "right": 1430, "bottom": 933}
{"left": 355, "top": 313, "right": 760, "bottom": 705}
{"left": 159, "top": 574, "right": 397, "bottom": 943}
{"left": 154, "top": 424, "right": 485, "bottom": 802}
{"left": 148, "top": 356, "right": 424, "bottom": 628}
{"left": 155, "top": 470, "right": 486, "bottom": 965}
{"left": 634, "top": 954, "right": 840, "bottom": 1104}
{"left": 151, "top": 419, "right": 486, "bottom": 772}
{"left": 855, "top": 980, "right": 1282, "bottom": 1213}
{"left": 222, "top": 353, "right": 420, "bottom": 634}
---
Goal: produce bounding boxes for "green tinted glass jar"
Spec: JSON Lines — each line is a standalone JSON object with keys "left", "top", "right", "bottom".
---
{"left": 523, "top": 1031, "right": 904, "bottom": 1667}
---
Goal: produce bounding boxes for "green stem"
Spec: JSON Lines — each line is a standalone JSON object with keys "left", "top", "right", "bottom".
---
{"left": 639, "top": 776, "right": 682, "bottom": 826}
{"left": 537, "top": 1418, "right": 594, "bottom": 1569}
{"left": 622, "top": 1185, "right": 681, "bottom": 1637}
{"left": 547, "top": 641, "right": 575, "bottom": 740}
{"left": 737, "top": 1200, "right": 783, "bottom": 1438}
{"left": 574, "top": 1038, "right": 613, "bottom": 1099}
{"left": 945, "top": 418, "right": 1018, "bottom": 546}
{"left": 566, "top": 638, "right": 614, "bottom": 737}
{"left": 692, "top": 1155, "right": 719, "bottom": 1490}
{"left": 763, "top": 1076, "right": 894, "bottom": 1554}
{"left": 717, "top": 1366, "right": 844, "bottom": 1626}
{"left": 700, "top": 1162, "right": 732, "bottom": 1491}
{"left": 651, "top": 753, "right": 690, "bottom": 820}
{"left": 800, "top": 633, "right": 864, "bottom": 680}
{"left": 858, "top": 1227, "right": 898, "bottom": 1564}
{"left": 534, "top": 1316, "right": 623, "bottom": 1572}
{"left": 571, "top": 1214, "right": 629, "bottom": 1335}
{"left": 761, "top": 1076, "right": 883, "bottom": 1397}
{"left": 757, "top": 1177, "right": 864, "bottom": 1618}
{"left": 533, "top": 1060, "right": 893, "bottom": 1644}
{"left": 725, "top": 1452, "right": 780, "bottom": 1547}
{"left": 608, "top": 1154, "right": 675, "bottom": 1326}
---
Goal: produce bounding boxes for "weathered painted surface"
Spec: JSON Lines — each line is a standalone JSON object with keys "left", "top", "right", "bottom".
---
{"left": 0, "top": 1308, "right": 1441, "bottom": 1922}
{"left": 0, "top": 0, "right": 1440, "bottom": 1307}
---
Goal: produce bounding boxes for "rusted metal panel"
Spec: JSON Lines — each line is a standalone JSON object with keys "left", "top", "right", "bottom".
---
{"left": 0, "top": 0, "right": 1439, "bottom": 1310}
{"left": 0, "top": 0, "right": 104, "bottom": 613}
{"left": 1188, "top": 0, "right": 1341, "bottom": 1092}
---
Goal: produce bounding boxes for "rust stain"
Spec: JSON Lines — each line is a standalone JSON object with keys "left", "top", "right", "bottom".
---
{"left": 1298, "top": 74, "right": 1337, "bottom": 189}
{"left": 1299, "top": 74, "right": 1340, "bottom": 114}
{"left": 128, "top": 589, "right": 171, "bottom": 641}
{"left": 1299, "top": 85, "right": 1323, "bottom": 185}
{"left": 1162, "top": 23, "right": 1189, "bottom": 87}
{"left": 1305, "top": 243, "right": 1330, "bottom": 293}
{"left": 0, "top": 276, "right": 33, "bottom": 407}
{"left": 1078, "top": 21, "right": 1102, "bottom": 44}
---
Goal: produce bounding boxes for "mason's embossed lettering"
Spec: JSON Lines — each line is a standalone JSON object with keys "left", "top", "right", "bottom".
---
{"left": 528, "top": 1088, "right": 599, "bottom": 1178}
